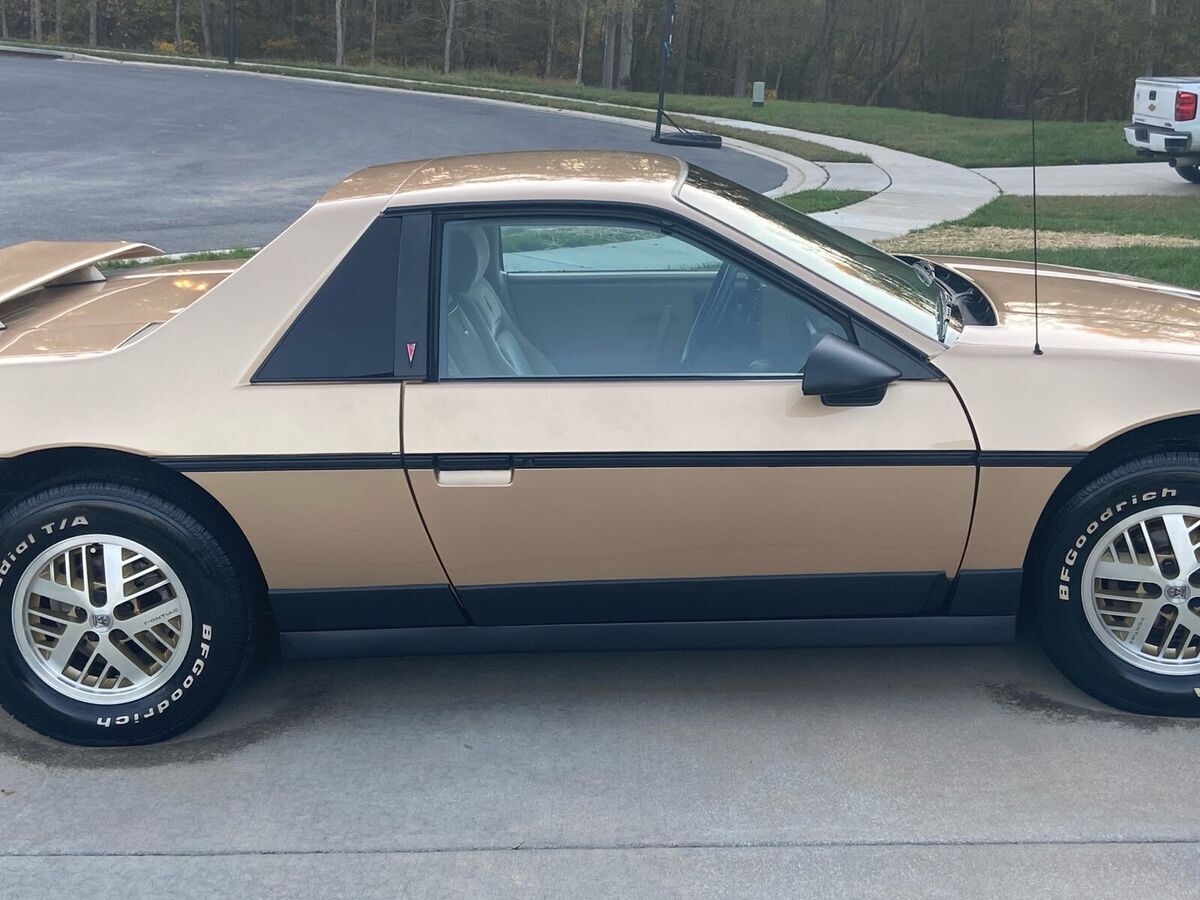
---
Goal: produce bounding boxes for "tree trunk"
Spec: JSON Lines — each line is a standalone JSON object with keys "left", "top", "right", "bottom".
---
{"left": 673, "top": 7, "right": 690, "bottom": 93}
{"left": 442, "top": 0, "right": 456, "bottom": 74}
{"left": 812, "top": 0, "right": 839, "bottom": 101}
{"left": 87, "top": 0, "right": 96, "bottom": 45}
{"left": 617, "top": 0, "right": 633, "bottom": 90}
{"left": 601, "top": 10, "right": 616, "bottom": 88}
{"left": 369, "top": 0, "right": 377, "bottom": 65}
{"left": 575, "top": 0, "right": 586, "bottom": 84}
{"left": 333, "top": 0, "right": 343, "bottom": 65}
{"left": 175, "top": 0, "right": 183, "bottom": 50}
{"left": 1, "top": 0, "right": 7, "bottom": 40}
{"left": 53, "top": 0, "right": 60, "bottom": 41}
{"left": 31, "top": 0, "right": 41, "bottom": 41}
{"left": 732, "top": 49, "right": 748, "bottom": 97}
{"left": 863, "top": 2, "right": 919, "bottom": 106}
{"left": 200, "top": 0, "right": 212, "bottom": 56}
{"left": 544, "top": 0, "right": 557, "bottom": 76}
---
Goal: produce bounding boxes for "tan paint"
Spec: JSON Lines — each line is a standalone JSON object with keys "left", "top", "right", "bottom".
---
{"left": 410, "top": 465, "right": 974, "bottom": 586}
{"left": 406, "top": 379, "right": 976, "bottom": 585}
{"left": 0, "top": 195, "right": 400, "bottom": 458}
{"left": 961, "top": 467, "right": 1072, "bottom": 570}
{"left": 934, "top": 255, "right": 1200, "bottom": 453}
{"left": 0, "top": 240, "right": 162, "bottom": 306}
{"left": 0, "top": 262, "right": 241, "bottom": 357}
{"left": 3, "top": 151, "right": 1200, "bottom": 598}
{"left": 187, "top": 469, "right": 445, "bottom": 590}
{"left": 403, "top": 380, "right": 975, "bottom": 454}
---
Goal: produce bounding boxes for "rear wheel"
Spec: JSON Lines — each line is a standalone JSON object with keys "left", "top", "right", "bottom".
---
{"left": 1036, "top": 452, "right": 1200, "bottom": 716}
{"left": 0, "top": 479, "right": 256, "bottom": 745}
{"left": 1174, "top": 163, "right": 1200, "bottom": 184}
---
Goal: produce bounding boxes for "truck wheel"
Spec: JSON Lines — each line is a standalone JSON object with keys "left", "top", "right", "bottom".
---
{"left": 0, "top": 479, "right": 257, "bottom": 745}
{"left": 1036, "top": 452, "right": 1200, "bottom": 717}
{"left": 1174, "top": 164, "right": 1200, "bottom": 184}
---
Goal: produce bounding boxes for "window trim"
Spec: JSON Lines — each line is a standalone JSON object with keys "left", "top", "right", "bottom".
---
{"left": 425, "top": 201, "right": 940, "bottom": 384}
{"left": 253, "top": 214, "right": 407, "bottom": 384}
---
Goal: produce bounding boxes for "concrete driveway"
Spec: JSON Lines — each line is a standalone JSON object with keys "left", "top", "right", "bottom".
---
{"left": 1, "top": 633, "right": 1198, "bottom": 897}
{"left": 0, "top": 53, "right": 784, "bottom": 252}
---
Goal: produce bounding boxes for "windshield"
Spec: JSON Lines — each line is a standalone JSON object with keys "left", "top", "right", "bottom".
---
{"left": 677, "top": 166, "right": 951, "bottom": 344}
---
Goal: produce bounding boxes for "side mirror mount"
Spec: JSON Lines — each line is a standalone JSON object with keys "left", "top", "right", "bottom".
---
{"left": 802, "top": 334, "right": 902, "bottom": 406}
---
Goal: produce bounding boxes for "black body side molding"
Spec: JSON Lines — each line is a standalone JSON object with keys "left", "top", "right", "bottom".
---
{"left": 281, "top": 615, "right": 1016, "bottom": 659}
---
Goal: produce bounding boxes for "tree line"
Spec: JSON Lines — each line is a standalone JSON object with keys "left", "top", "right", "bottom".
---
{"left": 3, "top": 0, "right": 1198, "bottom": 121}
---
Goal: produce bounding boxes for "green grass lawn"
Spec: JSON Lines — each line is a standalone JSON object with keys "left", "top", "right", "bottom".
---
{"left": 979, "top": 247, "right": 1200, "bottom": 290}
{"left": 100, "top": 248, "right": 259, "bottom": 268}
{"left": 892, "top": 195, "right": 1200, "bottom": 290}
{"left": 779, "top": 190, "right": 875, "bottom": 214}
{"left": 954, "top": 195, "right": 1200, "bottom": 239}
{"left": 9, "top": 40, "right": 1131, "bottom": 168}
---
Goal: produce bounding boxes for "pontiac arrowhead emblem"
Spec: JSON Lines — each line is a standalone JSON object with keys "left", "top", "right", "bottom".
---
{"left": 406, "top": 342, "right": 417, "bottom": 365}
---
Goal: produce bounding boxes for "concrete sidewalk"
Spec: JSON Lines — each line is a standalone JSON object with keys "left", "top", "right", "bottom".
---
{"left": 976, "top": 161, "right": 1200, "bottom": 196}
{"left": 678, "top": 114, "right": 1001, "bottom": 242}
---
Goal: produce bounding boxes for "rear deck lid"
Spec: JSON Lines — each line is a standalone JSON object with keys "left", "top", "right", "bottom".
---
{"left": 0, "top": 240, "right": 163, "bottom": 317}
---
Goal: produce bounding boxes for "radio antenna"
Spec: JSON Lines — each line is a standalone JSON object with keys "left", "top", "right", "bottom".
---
{"left": 1029, "top": 0, "right": 1043, "bottom": 355}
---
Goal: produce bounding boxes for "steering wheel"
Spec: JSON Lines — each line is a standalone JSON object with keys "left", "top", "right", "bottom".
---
{"left": 679, "top": 262, "right": 736, "bottom": 369}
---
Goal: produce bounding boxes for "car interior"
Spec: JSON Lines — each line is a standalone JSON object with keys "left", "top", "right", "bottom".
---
{"left": 439, "top": 219, "right": 848, "bottom": 379}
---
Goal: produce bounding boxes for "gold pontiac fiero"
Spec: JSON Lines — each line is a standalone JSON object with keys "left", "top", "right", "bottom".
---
{"left": 2, "top": 151, "right": 1199, "bottom": 745}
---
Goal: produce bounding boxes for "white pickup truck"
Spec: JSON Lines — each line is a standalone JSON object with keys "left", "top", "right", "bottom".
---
{"left": 1124, "top": 76, "right": 1200, "bottom": 183}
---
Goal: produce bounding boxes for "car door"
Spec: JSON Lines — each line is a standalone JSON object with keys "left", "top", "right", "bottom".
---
{"left": 402, "top": 208, "right": 977, "bottom": 626}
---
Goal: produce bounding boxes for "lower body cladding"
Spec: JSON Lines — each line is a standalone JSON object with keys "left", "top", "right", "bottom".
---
{"left": 271, "top": 569, "right": 1021, "bottom": 659}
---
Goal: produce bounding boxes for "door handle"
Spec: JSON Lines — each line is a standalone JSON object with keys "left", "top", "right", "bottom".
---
{"left": 432, "top": 455, "right": 513, "bottom": 486}
{"left": 435, "top": 468, "right": 513, "bottom": 487}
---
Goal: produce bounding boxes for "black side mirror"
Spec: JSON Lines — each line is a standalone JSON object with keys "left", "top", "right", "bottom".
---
{"left": 802, "top": 334, "right": 901, "bottom": 406}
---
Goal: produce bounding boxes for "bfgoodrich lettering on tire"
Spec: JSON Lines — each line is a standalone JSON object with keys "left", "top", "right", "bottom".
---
{"left": 1038, "top": 451, "right": 1200, "bottom": 717}
{"left": 0, "top": 480, "right": 256, "bottom": 746}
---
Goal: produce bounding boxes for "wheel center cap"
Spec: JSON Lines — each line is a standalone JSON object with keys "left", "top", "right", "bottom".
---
{"left": 90, "top": 612, "right": 113, "bottom": 634}
{"left": 1166, "top": 583, "right": 1190, "bottom": 603}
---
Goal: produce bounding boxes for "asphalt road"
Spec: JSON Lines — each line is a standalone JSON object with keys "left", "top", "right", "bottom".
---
{"left": 0, "top": 53, "right": 784, "bottom": 252}
{"left": 1, "top": 634, "right": 1198, "bottom": 897}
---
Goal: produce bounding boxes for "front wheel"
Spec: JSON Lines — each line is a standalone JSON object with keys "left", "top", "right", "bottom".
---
{"left": 1174, "top": 163, "right": 1200, "bottom": 184}
{"left": 1036, "top": 452, "right": 1200, "bottom": 716}
{"left": 0, "top": 479, "right": 257, "bottom": 745}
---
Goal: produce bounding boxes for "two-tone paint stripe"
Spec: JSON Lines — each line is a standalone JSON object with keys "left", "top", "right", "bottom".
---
{"left": 155, "top": 449, "right": 1087, "bottom": 472}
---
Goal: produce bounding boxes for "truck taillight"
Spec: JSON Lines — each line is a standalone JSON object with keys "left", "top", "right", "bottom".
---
{"left": 1177, "top": 91, "right": 1198, "bottom": 122}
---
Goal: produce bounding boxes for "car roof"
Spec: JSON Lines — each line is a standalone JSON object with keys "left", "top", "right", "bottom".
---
{"left": 319, "top": 150, "right": 687, "bottom": 208}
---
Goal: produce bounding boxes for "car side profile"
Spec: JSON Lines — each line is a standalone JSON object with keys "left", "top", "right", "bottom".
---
{"left": 2, "top": 150, "right": 1200, "bottom": 746}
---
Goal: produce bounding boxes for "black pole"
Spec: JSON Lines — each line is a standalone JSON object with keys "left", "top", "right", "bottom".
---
{"left": 653, "top": 0, "right": 675, "bottom": 142}
{"left": 226, "top": 0, "right": 236, "bottom": 66}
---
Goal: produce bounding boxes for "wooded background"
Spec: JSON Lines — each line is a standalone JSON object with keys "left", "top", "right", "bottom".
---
{"left": 3, "top": 0, "right": 1197, "bottom": 122}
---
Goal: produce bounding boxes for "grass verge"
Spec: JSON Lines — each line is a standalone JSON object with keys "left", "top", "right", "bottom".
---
{"left": 952, "top": 195, "right": 1200, "bottom": 239}
{"left": 3, "top": 40, "right": 1131, "bottom": 167}
{"left": 779, "top": 190, "right": 875, "bottom": 214}
{"left": 887, "top": 195, "right": 1200, "bottom": 289}
{"left": 100, "top": 248, "right": 259, "bottom": 269}
{"left": 971, "top": 247, "right": 1200, "bottom": 290}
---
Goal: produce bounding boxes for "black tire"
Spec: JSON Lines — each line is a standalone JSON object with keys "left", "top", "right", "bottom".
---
{"left": 1036, "top": 451, "right": 1200, "bottom": 717}
{"left": 0, "top": 480, "right": 257, "bottom": 745}
{"left": 1175, "top": 164, "right": 1200, "bottom": 184}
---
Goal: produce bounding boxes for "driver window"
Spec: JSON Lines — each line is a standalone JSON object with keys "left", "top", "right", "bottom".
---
{"left": 437, "top": 216, "right": 848, "bottom": 379}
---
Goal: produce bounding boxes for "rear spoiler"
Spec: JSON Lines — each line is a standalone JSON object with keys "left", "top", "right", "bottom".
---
{"left": 0, "top": 240, "right": 164, "bottom": 326}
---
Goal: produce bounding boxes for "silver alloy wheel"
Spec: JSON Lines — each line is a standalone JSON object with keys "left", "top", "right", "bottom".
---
{"left": 10, "top": 535, "right": 192, "bottom": 705}
{"left": 1082, "top": 505, "right": 1200, "bottom": 675}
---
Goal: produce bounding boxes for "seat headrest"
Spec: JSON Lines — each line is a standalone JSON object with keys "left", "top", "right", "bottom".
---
{"left": 445, "top": 224, "right": 491, "bottom": 294}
